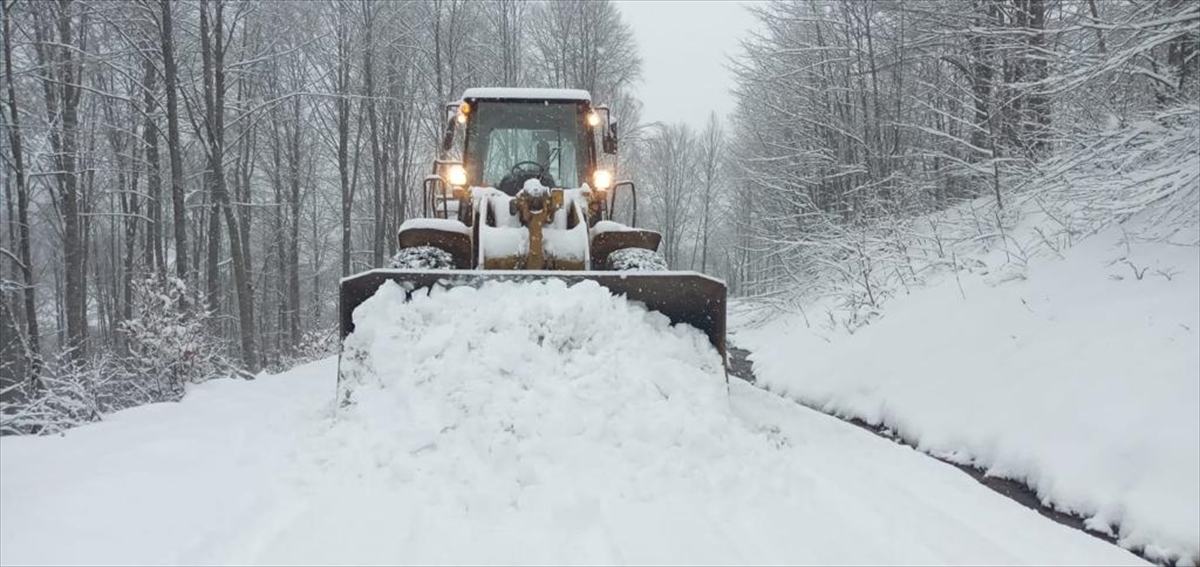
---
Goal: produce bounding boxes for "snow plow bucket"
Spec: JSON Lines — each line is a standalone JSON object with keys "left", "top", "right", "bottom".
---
{"left": 338, "top": 268, "right": 727, "bottom": 371}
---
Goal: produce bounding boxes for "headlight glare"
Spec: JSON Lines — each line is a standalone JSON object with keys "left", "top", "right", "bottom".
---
{"left": 592, "top": 169, "right": 613, "bottom": 190}
{"left": 447, "top": 164, "right": 468, "bottom": 187}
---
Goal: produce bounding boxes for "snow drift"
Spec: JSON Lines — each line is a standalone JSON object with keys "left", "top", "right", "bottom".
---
{"left": 738, "top": 211, "right": 1200, "bottom": 564}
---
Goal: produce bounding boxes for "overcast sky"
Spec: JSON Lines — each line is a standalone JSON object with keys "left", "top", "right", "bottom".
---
{"left": 615, "top": 1, "right": 760, "bottom": 129}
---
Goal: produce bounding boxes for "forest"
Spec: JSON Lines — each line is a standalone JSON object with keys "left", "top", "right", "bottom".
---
{"left": 1, "top": 0, "right": 1196, "bottom": 432}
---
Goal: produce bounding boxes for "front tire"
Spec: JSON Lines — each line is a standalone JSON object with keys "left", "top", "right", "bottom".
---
{"left": 388, "top": 246, "right": 455, "bottom": 270}
{"left": 606, "top": 247, "right": 668, "bottom": 271}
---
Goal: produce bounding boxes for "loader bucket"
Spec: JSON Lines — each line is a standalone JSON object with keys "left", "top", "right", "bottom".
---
{"left": 337, "top": 269, "right": 727, "bottom": 379}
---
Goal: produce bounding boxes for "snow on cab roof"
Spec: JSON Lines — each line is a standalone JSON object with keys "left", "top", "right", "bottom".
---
{"left": 461, "top": 87, "right": 591, "bottom": 102}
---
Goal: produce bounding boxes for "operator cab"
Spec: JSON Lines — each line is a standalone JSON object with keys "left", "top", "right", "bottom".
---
{"left": 442, "top": 88, "right": 613, "bottom": 195}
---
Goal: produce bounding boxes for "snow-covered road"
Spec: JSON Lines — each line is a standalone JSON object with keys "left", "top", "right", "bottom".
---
{"left": 1, "top": 281, "right": 1145, "bottom": 566}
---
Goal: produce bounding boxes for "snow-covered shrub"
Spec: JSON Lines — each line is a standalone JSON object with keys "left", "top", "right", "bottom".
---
{"left": 120, "top": 276, "right": 241, "bottom": 399}
{"left": 1, "top": 278, "right": 246, "bottom": 436}
{"left": 0, "top": 353, "right": 122, "bottom": 435}
{"left": 296, "top": 327, "right": 337, "bottom": 362}
{"left": 1028, "top": 105, "right": 1200, "bottom": 246}
{"left": 742, "top": 106, "right": 1198, "bottom": 333}
{"left": 269, "top": 327, "right": 338, "bottom": 373}
{"left": 736, "top": 187, "right": 1025, "bottom": 334}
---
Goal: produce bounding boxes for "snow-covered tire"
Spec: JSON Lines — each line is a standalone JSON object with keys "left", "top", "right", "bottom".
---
{"left": 388, "top": 246, "right": 455, "bottom": 270}
{"left": 606, "top": 247, "right": 668, "bottom": 271}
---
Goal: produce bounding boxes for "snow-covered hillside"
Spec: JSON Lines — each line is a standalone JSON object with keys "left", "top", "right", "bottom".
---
{"left": 0, "top": 280, "right": 1144, "bottom": 566}
{"left": 736, "top": 210, "right": 1199, "bottom": 564}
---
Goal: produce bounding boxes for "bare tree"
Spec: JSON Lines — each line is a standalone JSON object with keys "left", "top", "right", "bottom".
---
{"left": 191, "top": 0, "right": 259, "bottom": 370}
{"left": 640, "top": 122, "right": 698, "bottom": 268}
{"left": 159, "top": 0, "right": 188, "bottom": 282}
{"left": 485, "top": 0, "right": 527, "bottom": 85}
{"left": 2, "top": 0, "right": 40, "bottom": 376}
{"left": 31, "top": 0, "right": 88, "bottom": 361}
{"left": 693, "top": 112, "right": 724, "bottom": 273}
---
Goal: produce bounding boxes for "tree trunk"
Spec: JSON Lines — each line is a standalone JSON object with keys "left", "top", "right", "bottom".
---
{"left": 205, "top": 184, "right": 221, "bottom": 313}
{"left": 2, "top": 0, "right": 41, "bottom": 375}
{"left": 33, "top": 0, "right": 88, "bottom": 361}
{"left": 1024, "top": 0, "right": 1050, "bottom": 158}
{"left": 140, "top": 49, "right": 163, "bottom": 274}
{"left": 160, "top": 0, "right": 188, "bottom": 282}
{"left": 337, "top": 8, "right": 353, "bottom": 276}
{"left": 200, "top": 0, "right": 258, "bottom": 370}
{"left": 362, "top": 6, "right": 384, "bottom": 268}
{"left": 287, "top": 94, "right": 302, "bottom": 354}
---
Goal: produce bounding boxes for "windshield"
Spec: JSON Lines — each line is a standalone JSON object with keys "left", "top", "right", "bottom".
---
{"left": 464, "top": 101, "right": 591, "bottom": 188}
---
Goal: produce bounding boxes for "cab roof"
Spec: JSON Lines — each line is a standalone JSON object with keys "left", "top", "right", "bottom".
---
{"left": 460, "top": 87, "right": 592, "bottom": 103}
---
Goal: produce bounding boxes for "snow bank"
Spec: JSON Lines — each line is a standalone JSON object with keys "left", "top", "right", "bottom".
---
{"left": 738, "top": 221, "right": 1200, "bottom": 564}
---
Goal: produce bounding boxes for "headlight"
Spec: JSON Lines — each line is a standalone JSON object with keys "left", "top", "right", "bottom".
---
{"left": 456, "top": 112, "right": 468, "bottom": 124}
{"left": 587, "top": 111, "right": 601, "bottom": 127}
{"left": 446, "top": 164, "right": 468, "bottom": 187}
{"left": 592, "top": 169, "right": 613, "bottom": 190}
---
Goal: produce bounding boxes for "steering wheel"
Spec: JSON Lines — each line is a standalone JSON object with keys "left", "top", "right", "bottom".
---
{"left": 509, "top": 161, "right": 545, "bottom": 177}
{"left": 499, "top": 161, "right": 555, "bottom": 196}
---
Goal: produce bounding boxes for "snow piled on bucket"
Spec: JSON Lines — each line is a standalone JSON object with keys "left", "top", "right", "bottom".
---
{"left": 306, "top": 279, "right": 806, "bottom": 564}
{"left": 335, "top": 278, "right": 736, "bottom": 490}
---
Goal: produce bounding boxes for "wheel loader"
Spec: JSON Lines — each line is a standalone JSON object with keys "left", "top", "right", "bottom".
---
{"left": 337, "top": 88, "right": 727, "bottom": 388}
